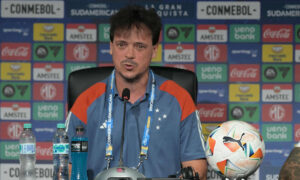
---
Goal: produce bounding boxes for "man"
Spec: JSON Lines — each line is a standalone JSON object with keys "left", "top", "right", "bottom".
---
{"left": 66, "top": 5, "right": 207, "bottom": 179}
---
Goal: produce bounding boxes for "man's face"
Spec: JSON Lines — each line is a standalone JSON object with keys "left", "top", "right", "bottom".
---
{"left": 110, "top": 25, "right": 158, "bottom": 82}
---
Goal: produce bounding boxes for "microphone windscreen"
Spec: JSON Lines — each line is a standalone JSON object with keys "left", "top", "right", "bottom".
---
{"left": 122, "top": 88, "right": 130, "bottom": 100}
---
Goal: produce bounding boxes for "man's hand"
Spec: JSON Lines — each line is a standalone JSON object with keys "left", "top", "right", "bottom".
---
{"left": 182, "top": 159, "right": 207, "bottom": 180}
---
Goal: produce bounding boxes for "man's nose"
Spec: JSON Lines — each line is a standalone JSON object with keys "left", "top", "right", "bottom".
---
{"left": 125, "top": 45, "right": 135, "bottom": 59}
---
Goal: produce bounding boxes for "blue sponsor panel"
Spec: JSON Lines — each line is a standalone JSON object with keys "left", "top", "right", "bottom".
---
{"left": 261, "top": 1, "right": 300, "bottom": 23}
{"left": 32, "top": 122, "right": 57, "bottom": 142}
{"left": 293, "top": 103, "right": 300, "bottom": 120}
{"left": 228, "top": 44, "right": 261, "bottom": 64}
{"left": 197, "top": 83, "right": 228, "bottom": 103}
{"left": 98, "top": 43, "right": 112, "bottom": 63}
{"left": 0, "top": 22, "right": 32, "bottom": 42}
{"left": 260, "top": 142, "right": 294, "bottom": 180}
{"left": 66, "top": 0, "right": 195, "bottom": 20}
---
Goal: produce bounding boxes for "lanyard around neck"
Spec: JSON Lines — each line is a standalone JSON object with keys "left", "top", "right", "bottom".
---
{"left": 105, "top": 69, "right": 156, "bottom": 169}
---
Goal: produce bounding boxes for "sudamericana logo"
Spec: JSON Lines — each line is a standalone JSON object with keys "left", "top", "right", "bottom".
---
{"left": 1, "top": 62, "right": 31, "bottom": 81}
{"left": 262, "top": 84, "right": 293, "bottom": 102}
{"left": 33, "top": 43, "right": 64, "bottom": 61}
{"left": 1, "top": 82, "right": 31, "bottom": 101}
{"left": 164, "top": 44, "right": 194, "bottom": 62}
{"left": 33, "top": 83, "right": 64, "bottom": 101}
{"left": 0, "top": 141, "right": 19, "bottom": 160}
{"left": 196, "top": 64, "right": 227, "bottom": 82}
{"left": 262, "top": 24, "right": 293, "bottom": 42}
{"left": 0, "top": 102, "right": 31, "bottom": 120}
{"left": 164, "top": 24, "right": 195, "bottom": 42}
{"left": 262, "top": 104, "right": 292, "bottom": 122}
{"left": 262, "top": 64, "right": 293, "bottom": 82}
{"left": 230, "top": 24, "right": 260, "bottom": 42}
{"left": 262, "top": 44, "right": 293, "bottom": 63}
{"left": 197, "top": 44, "right": 227, "bottom": 62}
{"left": 33, "top": 23, "right": 64, "bottom": 41}
{"left": 66, "top": 24, "right": 97, "bottom": 42}
{"left": 229, "top": 103, "right": 259, "bottom": 122}
{"left": 229, "top": 84, "right": 260, "bottom": 102}
{"left": 1, "top": 42, "right": 31, "bottom": 60}
{"left": 197, "top": 24, "right": 227, "bottom": 42}
{"left": 229, "top": 64, "right": 260, "bottom": 82}
{"left": 0, "top": 122, "right": 25, "bottom": 140}
{"left": 262, "top": 124, "right": 292, "bottom": 142}
{"left": 197, "top": 104, "right": 227, "bottom": 122}
{"left": 33, "top": 63, "right": 64, "bottom": 81}
{"left": 66, "top": 43, "right": 97, "bottom": 61}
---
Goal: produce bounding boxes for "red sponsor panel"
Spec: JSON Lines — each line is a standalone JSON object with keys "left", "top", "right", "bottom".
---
{"left": 36, "top": 142, "right": 53, "bottom": 161}
{"left": 197, "top": 24, "right": 227, "bottom": 31}
{"left": 33, "top": 63, "right": 64, "bottom": 69}
{"left": 251, "top": 124, "right": 260, "bottom": 130}
{"left": 197, "top": 104, "right": 227, "bottom": 122}
{"left": 295, "top": 64, "right": 300, "bottom": 82}
{"left": 0, "top": 122, "right": 26, "bottom": 140}
{"left": 229, "top": 64, "right": 260, "bottom": 82}
{"left": 262, "top": 24, "right": 293, "bottom": 42}
{"left": 294, "top": 124, "right": 300, "bottom": 141}
{"left": 66, "top": 23, "right": 96, "bottom": 29}
{"left": 66, "top": 43, "right": 97, "bottom": 61}
{"left": 1, "top": 42, "right": 31, "bottom": 60}
{"left": 197, "top": 44, "right": 227, "bottom": 62}
{"left": 262, "top": 104, "right": 292, "bottom": 122}
{"left": 33, "top": 82, "right": 64, "bottom": 101}
{"left": 165, "top": 64, "right": 195, "bottom": 72}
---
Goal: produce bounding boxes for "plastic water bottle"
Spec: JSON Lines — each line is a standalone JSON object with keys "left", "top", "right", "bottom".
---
{"left": 19, "top": 123, "right": 36, "bottom": 180}
{"left": 71, "top": 126, "right": 88, "bottom": 180}
{"left": 53, "top": 123, "right": 69, "bottom": 180}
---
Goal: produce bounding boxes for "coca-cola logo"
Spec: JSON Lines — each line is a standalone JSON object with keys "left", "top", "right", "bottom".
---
{"left": 263, "top": 28, "right": 291, "bottom": 39}
{"left": 230, "top": 68, "right": 258, "bottom": 78}
{"left": 2, "top": 46, "right": 29, "bottom": 57}
{"left": 36, "top": 145, "right": 53, "bottom": 156}
{"left": 198, "top": 107, "right": 224, "bottom": 118}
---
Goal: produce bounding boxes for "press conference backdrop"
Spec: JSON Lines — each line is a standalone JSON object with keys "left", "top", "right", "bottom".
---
{"left": 0, "top": 0, "right": 299, "bottom": 179}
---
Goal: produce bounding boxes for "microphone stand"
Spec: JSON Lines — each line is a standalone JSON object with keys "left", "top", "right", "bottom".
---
{"left": 119, "top": 88, "right": 129, "bottom": 167}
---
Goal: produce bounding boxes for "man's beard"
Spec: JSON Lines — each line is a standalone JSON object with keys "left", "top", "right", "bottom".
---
{"left": 119, "top": 70, "right": 145, "bottom": 83}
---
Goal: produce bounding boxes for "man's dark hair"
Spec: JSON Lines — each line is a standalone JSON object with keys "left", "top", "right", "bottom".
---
{"left": 109, "top": 5, "right": 162, "bottom": 45}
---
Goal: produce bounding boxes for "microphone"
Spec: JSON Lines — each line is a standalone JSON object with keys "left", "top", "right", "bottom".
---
{"left": 119, "top": 88, "right": 130, "bottom": 167}
{"left": 94, "top": 88, "right": 144, "bottom": 180}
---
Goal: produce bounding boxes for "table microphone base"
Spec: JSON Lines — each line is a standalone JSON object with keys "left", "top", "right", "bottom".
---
{"left": 94, "top": 166, "right": 145, "bottom": 180}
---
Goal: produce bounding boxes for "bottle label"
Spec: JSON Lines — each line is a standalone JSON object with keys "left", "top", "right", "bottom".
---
{"left": 20, "top": 143, "right": 36, "bottom": 154}
{"left": 53, "top": 143, "right": 69, "bottom": 154}
{"left": 71, "top": 141, "right": 88, "bottom": 152}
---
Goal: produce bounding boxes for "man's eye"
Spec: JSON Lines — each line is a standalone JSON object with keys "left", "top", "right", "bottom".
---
{"left": 117, "top": 42, "right": 127, "bottom": 48}
{"left": 135, "top": 44, "right": 146, "bottom": 49}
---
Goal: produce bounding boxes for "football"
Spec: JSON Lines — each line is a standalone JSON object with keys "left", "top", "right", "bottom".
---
{"left": 205, "top": 120, "right": 265, "bottom": 178}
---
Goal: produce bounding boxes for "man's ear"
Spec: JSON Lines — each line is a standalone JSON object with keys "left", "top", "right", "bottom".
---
{"left": 152, "top": 43, "right": 159, "bottom": 59}
{"left": 109, "top": 42, "right": 113, "bottom": 55}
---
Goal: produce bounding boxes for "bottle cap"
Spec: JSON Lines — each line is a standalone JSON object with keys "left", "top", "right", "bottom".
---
{"left": 57, "top": 123, "right": 65, "bottom": 129}
{"left": 24, "top": 123, "right": 32, "bottom": 129}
